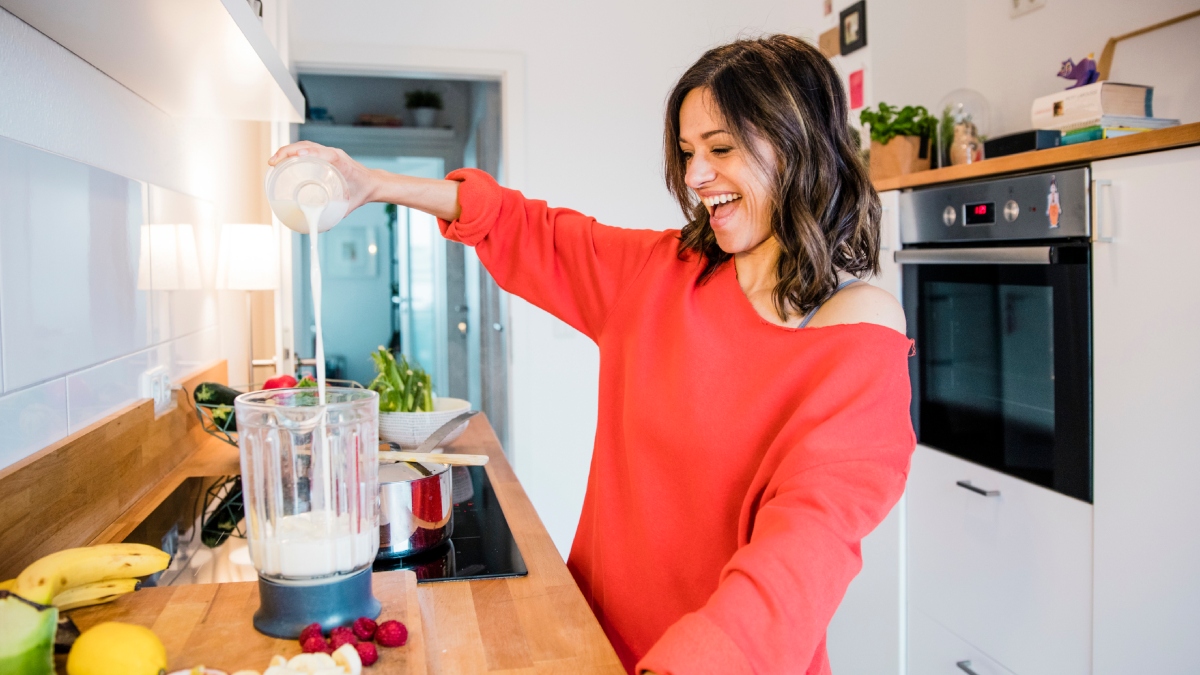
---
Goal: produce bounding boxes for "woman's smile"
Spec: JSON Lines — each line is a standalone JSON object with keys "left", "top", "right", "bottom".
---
{"left": 677, "top": 87, "right": 775, "bottom": 254}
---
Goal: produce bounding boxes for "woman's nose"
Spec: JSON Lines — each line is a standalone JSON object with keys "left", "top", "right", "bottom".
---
{"left": 685, "top": 154, "right": 715, "bottom": 189}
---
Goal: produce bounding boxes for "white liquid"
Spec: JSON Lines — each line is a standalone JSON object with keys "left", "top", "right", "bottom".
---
{"left": 302, "top": 204, "right": 327, "bottom": 404}
{"left": 270, "top": 199, "right": 349, "bottom": 234}
{"left": 250, "top": 510, "right": 375, "bottom": 579}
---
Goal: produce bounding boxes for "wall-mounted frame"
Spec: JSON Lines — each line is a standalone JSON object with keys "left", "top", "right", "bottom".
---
{"left": 322, "top": 225, "right": 378, "bottom": 278}
{"left": 840, "top": 1, "right": 867, "bottom": 55}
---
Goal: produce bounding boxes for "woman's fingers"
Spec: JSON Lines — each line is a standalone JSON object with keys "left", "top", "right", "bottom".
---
{"left": 268, "top": 140, "right": 338, "bottom": 166}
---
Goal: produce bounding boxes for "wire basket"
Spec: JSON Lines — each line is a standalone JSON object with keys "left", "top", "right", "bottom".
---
{"left": 200, "top": 475, "right": 246, "bottom": 547}
{"left": 193, "top": 379, "right": 364, "bottom": 447}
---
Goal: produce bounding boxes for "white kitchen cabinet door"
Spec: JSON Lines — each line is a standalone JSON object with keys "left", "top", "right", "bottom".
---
{"left": 907, "top": 606, "right": 1016, "bottom": 675}
{"left": 826, "top": 496, "right": 904, "bottom": 675}
{"left": 1091, "top": 145, "right": 1200, "bottom": 675}
{"left": 908, "top": 445, "right": 1092, "bottom": 675}
{"left": 868, "top": 190, "right": 902, "bottom": 299}
{"left": 827, "top": 189, "right": 905, "bottom": 675}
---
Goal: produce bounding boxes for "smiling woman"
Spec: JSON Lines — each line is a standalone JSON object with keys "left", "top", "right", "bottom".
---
{"left": 268, "top": 34, "right": 914, "bottom": 675}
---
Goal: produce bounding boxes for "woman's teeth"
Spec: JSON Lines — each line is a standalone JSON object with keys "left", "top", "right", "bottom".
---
{"left": 702, "top": 193, "right": 742, "bottom": 208}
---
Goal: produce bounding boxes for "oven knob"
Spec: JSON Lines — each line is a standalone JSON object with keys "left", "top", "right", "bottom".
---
{"left": 1004, "top": 199, "right": 1020, "bottom": 222}
{"left": 943, "top": 205, "right": 957, "bottom": 226}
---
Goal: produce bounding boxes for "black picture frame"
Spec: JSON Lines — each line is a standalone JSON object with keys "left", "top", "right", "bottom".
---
{"left": 839, "top": 1, "right": 867, "bottom": 55}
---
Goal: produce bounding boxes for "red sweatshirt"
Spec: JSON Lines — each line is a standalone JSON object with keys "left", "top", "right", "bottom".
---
{"left": 438, "top": 169, "right": 916, "bottom": 675}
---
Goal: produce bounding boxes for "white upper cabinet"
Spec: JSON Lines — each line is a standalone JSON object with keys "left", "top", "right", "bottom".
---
{"left": 1091, "top": 145, "right": 1200, "bottom": 675}
{"left": 0, "top": 0, "right": 303, "bottom": 122}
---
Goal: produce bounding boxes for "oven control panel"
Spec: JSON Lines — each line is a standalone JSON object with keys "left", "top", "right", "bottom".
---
{"left": 899, "top": 167, "right": 1090, "bottom": 245}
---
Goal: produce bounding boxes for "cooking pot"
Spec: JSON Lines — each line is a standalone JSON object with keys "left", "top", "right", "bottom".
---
{"left": 378, "top": 460, "right": 453, "bottom": 559}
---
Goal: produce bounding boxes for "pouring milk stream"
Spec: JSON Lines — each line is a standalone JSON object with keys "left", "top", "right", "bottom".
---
{"left": 264, "top": 157, "right": 355, "bottom": 575}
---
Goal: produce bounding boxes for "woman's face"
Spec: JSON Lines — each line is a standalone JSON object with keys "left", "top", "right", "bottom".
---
{"left": 678, "top": 87, "right": 776, "bottom": 255}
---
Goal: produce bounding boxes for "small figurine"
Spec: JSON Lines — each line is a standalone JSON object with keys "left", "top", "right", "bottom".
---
{"left": 1058, "top": 54, "right": 1099, "bottom": 89}
{"left": 949, "top": 121, "right": 983, "bottom": 166}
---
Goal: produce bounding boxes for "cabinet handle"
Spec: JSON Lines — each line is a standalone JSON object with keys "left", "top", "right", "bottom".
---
{"left": 956, "top": 480, "right": 1000, "bottom": 497}
{"left": 1093, "top": 178, "right": 1114, "bottom": 243}
{"left": 956, "top": 660, "right": 981, "bottom": 675}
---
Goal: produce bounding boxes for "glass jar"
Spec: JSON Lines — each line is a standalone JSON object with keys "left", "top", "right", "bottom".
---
{"left": 265, "top": 155, "right": 350, "bottom": 234}
{"left": 235, "top": 387, "right": 379, "bottom": 583}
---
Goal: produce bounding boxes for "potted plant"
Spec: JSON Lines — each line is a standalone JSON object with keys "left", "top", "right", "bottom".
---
{"left": 858, "top": 102, "right": 937, "bottom": 181}
{"left": 405, "top": 89, "right": 443, "bottom": 128}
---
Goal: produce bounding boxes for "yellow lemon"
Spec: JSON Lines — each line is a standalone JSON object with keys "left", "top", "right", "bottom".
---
{"left": 67, "top": 622, "right": 167, "bottom": 675}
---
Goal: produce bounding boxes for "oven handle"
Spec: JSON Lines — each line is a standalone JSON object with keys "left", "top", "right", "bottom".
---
{"left": 894, "top": 246, "right": 1052, "bottom": 265}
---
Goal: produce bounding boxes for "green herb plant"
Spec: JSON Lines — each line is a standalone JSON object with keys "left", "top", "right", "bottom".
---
{"left": 858, "top": 103, "right": 938, "bottom": 145}
{"left": 369, "top": 346, "right": 434, "bottom": 413}
{"left": 404, "top": 90, "right": 443, "bottom": 110}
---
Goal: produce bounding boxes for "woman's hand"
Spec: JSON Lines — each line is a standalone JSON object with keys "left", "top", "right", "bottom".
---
{"left": 268, "top": 141, "right": 463, "bottom": 222}
{"left": 268, "top": 141, "right": 378, "bottom": 212}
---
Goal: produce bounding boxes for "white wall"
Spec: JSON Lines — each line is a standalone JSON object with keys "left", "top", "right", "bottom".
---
{"left": 289, "top": 0, "right": 827, "bottom": 555}
{"left": 0, "top": 7, "right": 274, "bottom": 471}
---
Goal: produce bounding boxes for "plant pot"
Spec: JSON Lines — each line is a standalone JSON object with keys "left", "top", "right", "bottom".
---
{"left": 869, "top": 135, "right": 932, "bottom": 181}
{"left": 412, "top": 107, "right": 439, "bottom": 128}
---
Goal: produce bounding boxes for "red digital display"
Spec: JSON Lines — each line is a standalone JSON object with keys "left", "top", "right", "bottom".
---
{"left": 964, "top": 201, "right": 995, "bottom": 225}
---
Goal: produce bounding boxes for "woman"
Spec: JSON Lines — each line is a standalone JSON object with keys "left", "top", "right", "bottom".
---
{"left": 271, "top": 35, "right": 914, "bottom": 675}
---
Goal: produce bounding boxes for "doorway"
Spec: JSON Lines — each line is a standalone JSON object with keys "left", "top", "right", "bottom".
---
{"left": 289, "top": 73, "right": 509, "bottom": 449}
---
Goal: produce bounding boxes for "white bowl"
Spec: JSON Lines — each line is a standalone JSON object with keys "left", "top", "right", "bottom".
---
{"left": 378, "top": 397, "right": 472, "bottom": 448}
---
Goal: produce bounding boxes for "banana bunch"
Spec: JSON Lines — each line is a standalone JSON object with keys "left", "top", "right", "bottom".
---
{"left": 3, "top": 543, "right": 169, "bottom": 610}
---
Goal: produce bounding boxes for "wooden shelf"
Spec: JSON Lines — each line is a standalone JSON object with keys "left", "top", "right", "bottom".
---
{"left": 0, "top": 0, "right": 304, "bottom": 122}
{"left": 299, "top": 124, "right": 462, "bottom": 161}
{"left": 874, "top": 122, "right": 1200, "bottom": 192}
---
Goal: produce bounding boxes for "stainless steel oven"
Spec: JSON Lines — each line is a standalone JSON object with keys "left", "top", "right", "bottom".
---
{"left": 897, "top": 167, "right": 1092, "bottom": 503}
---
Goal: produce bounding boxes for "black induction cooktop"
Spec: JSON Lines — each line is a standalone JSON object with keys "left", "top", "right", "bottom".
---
{"left": 373, "top": 465, "right": 528, "bottom": 583}
{"left": 125, "top": 465, "right": 526, "bottom": 586}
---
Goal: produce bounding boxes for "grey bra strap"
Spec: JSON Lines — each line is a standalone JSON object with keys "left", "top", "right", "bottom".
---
{"left": 797, "top": 278, "right": 860, "bottom": 329}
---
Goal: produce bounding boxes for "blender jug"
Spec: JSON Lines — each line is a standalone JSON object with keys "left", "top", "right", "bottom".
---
{"left": 235, "top": 386, "right": 381, "bottom": 638}
{"left": 265, "top": 155, "right": 350, "bottom": 234}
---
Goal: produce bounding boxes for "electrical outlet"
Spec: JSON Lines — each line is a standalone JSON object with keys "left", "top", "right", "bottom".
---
{"left": 1011, "top": 0, "right": 1045, "bottom": 18}
{"left": 139, "top": 366, "right": 174, "bottom": 416}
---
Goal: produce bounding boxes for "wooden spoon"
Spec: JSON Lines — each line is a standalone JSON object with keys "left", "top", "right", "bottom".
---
{"left": 379, "top": 451, "right": 489, "bottom": 466}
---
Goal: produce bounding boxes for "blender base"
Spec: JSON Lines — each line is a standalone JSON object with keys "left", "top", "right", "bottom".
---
{"left": 253, "top": 568, "right": 381, "bottom": 638}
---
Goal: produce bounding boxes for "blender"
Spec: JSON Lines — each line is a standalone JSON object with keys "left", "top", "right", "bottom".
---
{"left": 235, "top": 381, "right": 380, "bottom": 637}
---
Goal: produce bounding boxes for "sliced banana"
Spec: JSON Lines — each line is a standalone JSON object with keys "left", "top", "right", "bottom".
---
{"left": 268, "top": 655, "right": 287, "bottom": 668}
{"left": 332, "top": 644, "right": 362, "bottom": 675}
{"left": 287, "top": 652, "right": 338, "bottom": 674}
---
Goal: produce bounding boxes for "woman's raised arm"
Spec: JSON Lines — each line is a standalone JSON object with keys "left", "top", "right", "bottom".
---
{"left": 268, "top": 141, "right": 461, "bottom": 221}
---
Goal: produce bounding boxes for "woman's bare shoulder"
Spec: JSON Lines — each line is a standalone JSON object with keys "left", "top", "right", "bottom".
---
{"left": 807, "top": 280, "right": 907, "bottom": 334}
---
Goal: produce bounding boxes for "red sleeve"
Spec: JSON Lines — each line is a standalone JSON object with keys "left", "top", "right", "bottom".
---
{"left": 637, "top": 333, "right": 916, "bottom": 675}
{"left": 438, "top": 168, "right": 667, "bottom": 341}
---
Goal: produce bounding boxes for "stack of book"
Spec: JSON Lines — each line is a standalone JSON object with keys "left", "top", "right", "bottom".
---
{"left": 1030, "top": 82, "right": 1179, "bottom": 146}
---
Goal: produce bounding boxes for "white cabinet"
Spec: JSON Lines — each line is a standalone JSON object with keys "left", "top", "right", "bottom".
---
{"left": 908, "top": 446, "right": 1092, "bottom": 675}
{"left": 1091, "top": 146, "right": 1200, "bottom": 674}
{"left": 908, "top": 606, "right": 1016, "bottom": 675}
{"left": 827, "top": 189, "right": 905, "bottom": 675}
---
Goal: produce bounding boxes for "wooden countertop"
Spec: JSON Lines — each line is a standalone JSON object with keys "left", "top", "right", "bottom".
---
{"left": 873, "top": 121, "right": 1200, "bottom": 192}
{"left": 76, "top": 416, "right": 625, "bottom": 674}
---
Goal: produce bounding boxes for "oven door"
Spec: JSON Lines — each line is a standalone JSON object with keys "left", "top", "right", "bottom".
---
{"left": 899, "top": 243, "right": 1091, "bottom": 503}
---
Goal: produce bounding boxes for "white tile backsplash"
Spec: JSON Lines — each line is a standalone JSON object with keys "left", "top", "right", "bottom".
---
{"left": 0, "top": 136, "right": 151, "bottom": 391}
{"left": 65, "top": 345, "right": 170, "bottom": 433}
{"left": 0, "top": 137, "right": 226, "bottom": 471}
{"left": 169, "top": 327, "right": 220, "bottom": 381}
{"left": 0, "top": 378, "right": 68, "bottom": 469}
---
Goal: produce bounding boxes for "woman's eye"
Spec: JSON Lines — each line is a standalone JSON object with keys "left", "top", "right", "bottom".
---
{"left": 681, "top": 151, "right": 694, "bottom": 161}
{"left": 712, "top": 147, "right": 732, "bottom": 156}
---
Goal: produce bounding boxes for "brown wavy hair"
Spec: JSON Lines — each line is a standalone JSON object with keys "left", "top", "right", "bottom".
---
{"left": 664, "top": 34, "right": 880, "bottom": 320}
